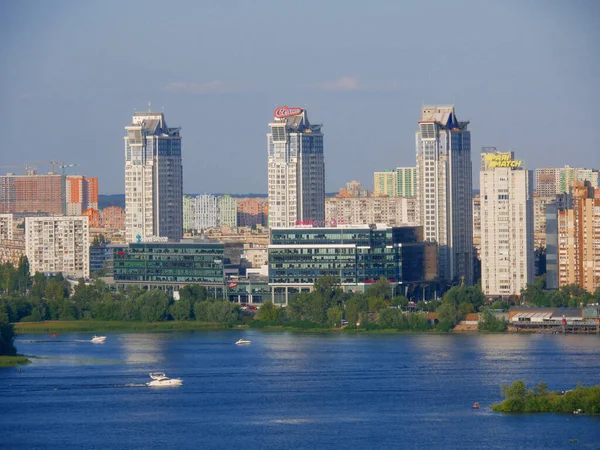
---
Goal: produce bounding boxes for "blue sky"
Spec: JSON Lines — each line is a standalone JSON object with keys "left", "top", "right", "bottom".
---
{"left": 1, "top": 0, "right": 599, "bottom": 194}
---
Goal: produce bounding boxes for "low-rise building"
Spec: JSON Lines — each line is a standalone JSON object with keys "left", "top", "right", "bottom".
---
{"left": 268, "top": 224, "right": 437, "bottom": 304}
{"left": 325, "top": 196, "right": 417, "bottom": 226}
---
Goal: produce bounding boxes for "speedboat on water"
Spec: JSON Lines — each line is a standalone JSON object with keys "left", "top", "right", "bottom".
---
{"left": 235, "top": 339, "right": 251, "bottom": 345}
{"left": 146, "top": 372, "right": 183, "bottom": 387}
{"left": 91, "top": 335, "right": 106, "bottom": 343}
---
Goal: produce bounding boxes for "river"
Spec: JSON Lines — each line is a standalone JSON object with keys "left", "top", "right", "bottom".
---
{"left": 1, "top": 332, "right": 599, "bottom": 449}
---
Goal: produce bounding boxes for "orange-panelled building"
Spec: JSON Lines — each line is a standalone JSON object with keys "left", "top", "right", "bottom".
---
{"left": 557, "top": 181, "right": 600, "bottom": 293}
{"left": 83, "top": 208, "right": 101, "bottom": 227}
{"left": 101, "top": 206, "right": 125, "bottom": 230}
{"left": 66, "top": 176, "right": 98, "bottom": 215}
{"left": 237, "top": 199, "right": 268, "bottom": 227}
{"left": 0, "top": 174, "right": 64, "bottom": 214}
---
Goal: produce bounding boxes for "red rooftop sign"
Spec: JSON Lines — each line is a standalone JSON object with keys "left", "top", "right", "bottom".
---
{"left": 274, "top": 106, "right": 303, "bottom": 118}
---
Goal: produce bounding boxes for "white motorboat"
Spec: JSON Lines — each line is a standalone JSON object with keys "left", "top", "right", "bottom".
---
{"left": 146, "top": 372, "right": 183, "bottom": 387}
{"left": 235, "top": 339, "right": 251, "bottom": 345}
{"left": 91, "top": 335, "right": 106, "bottom": 343}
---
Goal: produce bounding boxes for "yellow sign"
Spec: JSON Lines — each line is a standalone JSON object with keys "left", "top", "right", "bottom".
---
{"left": 485, "top": 153, "right": 522, "bottom": 168}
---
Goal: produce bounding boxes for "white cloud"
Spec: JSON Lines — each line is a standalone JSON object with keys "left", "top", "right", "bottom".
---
{"left": 315, "top": 76, "right": 360, "bottom": 92}
{"left": 164, "top": 80, "right": 250, "bottom": 94}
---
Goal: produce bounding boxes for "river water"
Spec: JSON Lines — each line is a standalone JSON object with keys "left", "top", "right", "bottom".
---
{"left": 1, "top": 331, "right": 599, "bottom": 449}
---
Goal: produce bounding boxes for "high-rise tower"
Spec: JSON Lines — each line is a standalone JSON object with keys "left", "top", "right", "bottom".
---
{"left": 124, "top": 110, "right": 183, "bottom": 243}
{"left": 267, "top": 106, "right": 325, "bottom": 228}
{"left": 416, "top": 105, "right": 473, "bottom": 284}
{"left": 480, "top": 149, "right": 534, "bottom": 297}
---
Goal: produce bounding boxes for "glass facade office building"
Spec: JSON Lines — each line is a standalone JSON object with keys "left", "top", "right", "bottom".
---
{"left": 269, "top": 225, "right": 436, "bottom": 293}
{"left": 113, "top": 242, "right": 225, "bottom": 286}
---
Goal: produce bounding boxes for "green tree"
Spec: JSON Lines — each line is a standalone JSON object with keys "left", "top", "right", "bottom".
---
{"left": 208, "top": 300, "right": 239, "bottom": 323}
{"left": 0, "top": 309, "right": 17, "bottom": 356}
{"left": 436, "top": 301, "right": 458, "bottom": 328}
{"left": 256, "top": 300, "right": 280, "bottom": 323}
{"left": 194, "top": 301, "right": 211, "bottom": 322}
{"left": 170, "top": 297, "right": 193, "bottom": 321}
{"left": 345, "top": 299, "right": 359, "bottom": 327}
{"left": 137, "top": 291, "right": 170, "bottom": 322}
{"left": 365, "top": 277, "right": 393, "bottom": 301}
{"left": 478, "top": 309, "right": 507, "bottom": 332}
{"left": 499, "top": 380, "right": 528, "bottom": 412}
{"left": 391, "top": 295, "right": 409, "bottom": 310}
{"left": 327, "top": 305, "right": 344, "bottom": 327}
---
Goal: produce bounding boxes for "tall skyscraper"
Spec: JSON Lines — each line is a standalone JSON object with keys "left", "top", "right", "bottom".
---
{"left": 480, "top": 149, "right": 534, "bottom": 297}
{"left": 196, "top": 194, "right": 218, "bottom": 230}
{"left": 124, "top": 110, "right": 183, "bottom": 243}
{"left": 416, "top": 105, "right": 473, "bottom": 283}
{"left": 374, "top": 170, "right": 397, "bottom": 197}
{"left": 267, "top": 106, "right": 325, "bottom": 227}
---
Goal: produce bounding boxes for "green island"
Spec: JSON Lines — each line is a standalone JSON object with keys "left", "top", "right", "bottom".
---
{"left": 492, "top": 380, "right": 600, "bottom": 414}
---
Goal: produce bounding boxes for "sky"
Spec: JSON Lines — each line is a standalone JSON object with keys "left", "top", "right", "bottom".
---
{"left": 1, "top": 0, "right": 599, "bottom": 194}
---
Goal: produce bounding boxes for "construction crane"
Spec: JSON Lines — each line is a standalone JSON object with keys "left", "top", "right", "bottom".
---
{"left": 59, "top": 163, "right": 79, "bottom": 175}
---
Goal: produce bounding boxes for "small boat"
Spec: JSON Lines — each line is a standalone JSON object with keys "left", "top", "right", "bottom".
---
{"left": 146, "top": 372, "right": 183, "bottom": 387}
{"left": 235, "top": 339, "right": 251, "bottom": 345}
{"left": 573, "top": 409, "right": 583, "bottom": 415}
{"left": 472, "top": 402, "right": 479, "bottom": 409}
{"left": 91, "top": 335, "right": 106, "bottom": 343}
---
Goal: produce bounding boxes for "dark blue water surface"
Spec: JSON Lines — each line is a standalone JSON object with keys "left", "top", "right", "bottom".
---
{"left": 1, "top": 332, "right": 599, "bottom": 449}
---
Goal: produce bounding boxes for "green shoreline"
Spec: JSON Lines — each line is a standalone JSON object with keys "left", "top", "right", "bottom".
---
{"left": 0, "top": 355, "right": 31, "bottom": 368}
{"left": 14, "top": 320, "right": 468, "bottom": 335}
{"left": 15, "top": 320, "right": 229, "bottom": 334}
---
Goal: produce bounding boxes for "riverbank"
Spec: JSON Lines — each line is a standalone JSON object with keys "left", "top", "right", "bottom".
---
{"left": 15, "top": 320, "right": 228, "bottom": 334}
{"left": 0, "top": 355, "right": 31, "bottom": 368}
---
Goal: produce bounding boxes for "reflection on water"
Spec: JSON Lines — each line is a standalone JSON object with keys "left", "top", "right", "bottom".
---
{"left": 3, "top": 332, "right": 600, "bottom": 449}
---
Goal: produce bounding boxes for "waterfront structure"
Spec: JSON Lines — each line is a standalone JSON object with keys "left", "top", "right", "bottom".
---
{"left": 396, "top": 167, "right": 417, "bottom": 197}
{"left": 267, "top": 106, "right": 325, "bottom": 227}
{"left": 124, "top": 110, "right": 183, "bottom": 243}
{"left": 218, "top": 194, "right": 237, "bottom": 227}
{"left": 374, "top": 170, "right": 397, "bottom": 197}
{"left": 0, "top": 213, "right": 13, "bottom": 241}
{"left": 0, "top": 173, "right": 64, "bottom": 214}
{"left": 112, "top": 241, "right": 225, "bottom": 290}
{"left": 196, "top": 194, "right": 218, "bottom": 230}
{"left": 101, "top": 206, "right": 125, "bottom": 230}
{"left": 237, "top": 198, "right": 268, "bottom": 227}
{"left": 480, "top": 149, "right": 534, "bottom": 297}
{"left": 25, "top": 216, "right": 90, "bottom": 278}
{"left": 65, "top": 176, "right": 98, "bottom": 216}
{"left": 556, "top": 181, "right": 600, "bottom": 293}
{"left": 183, "top": 195, "right": 195, "bottom": 231}
{"left": 268, "top": 224, "right": 437, "bottom": 304}
{"left": 416, "top": 105, "right": 473, "bottom": 284}
{"left": 325, "top": 196, "right": 417, "bottom": 226}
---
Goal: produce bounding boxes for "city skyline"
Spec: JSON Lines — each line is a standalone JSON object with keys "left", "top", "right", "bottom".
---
{"left": 1, "top": 1, "right": 599, "bottom": 194}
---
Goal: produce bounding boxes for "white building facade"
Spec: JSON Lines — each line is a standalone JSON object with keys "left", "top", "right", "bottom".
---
{"left": 196, "top": 194, "right": 218, "bottom": 230}
{"left": 416, "top": 105, "right": 473, "bottom": 284}
{"left": 25, "top": 216, "right": 90, "bottom": 278}
{"left": 480, "top": 149, "right": 534, "bottom": 297}
{"left": 325, "top": 196, "right": 417, "bottom": 226}
{"left": 0, "top": 213, "right": 13, "bottom": 241}
{"left": 267, "top": 106, "right": 325, "bottom": 227}
{"left": 124, "top": 110, "right": 183, "bottom": 243}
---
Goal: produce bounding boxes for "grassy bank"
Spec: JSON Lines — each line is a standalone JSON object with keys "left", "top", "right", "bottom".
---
{"left": 15, "top": 320, "right": 228, "bottom": 334}
{"left": 0, "top": 355, "right": 31, "bottom": 368}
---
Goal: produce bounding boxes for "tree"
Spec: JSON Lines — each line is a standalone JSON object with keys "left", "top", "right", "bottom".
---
{"left": 366, "top": 277, "right": 393, "bottom": 301}
{"left": 256, "top": 301, "right": 280, "bottom": 323}
{"left": 138, "top": 291, "right": 170, "bottom": 322}
{"left": 208, "top": 300, "right": 239, "bottom": 323}
{"left": 345, "top": 299, "right": 359, "bottom": 327}
{"left": 327, "top": 306, "right": 344, "bottom": 327}
{"left": 499, "top": 380, "right": 528, "bottom": 411}
{"left": 436, "top": 301, "right": 458, "bottom": 329}
{"left": 478, "top": 309, "right": 507, "bottom": 332}
{"left": 0, "top": 309, "right": 17, "bottom": 356}
{"left": 170, "top": 297, "right": 193, "bottom": 321}
{"left": 391, "top": 295, "right": 409, "bottom": 310}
